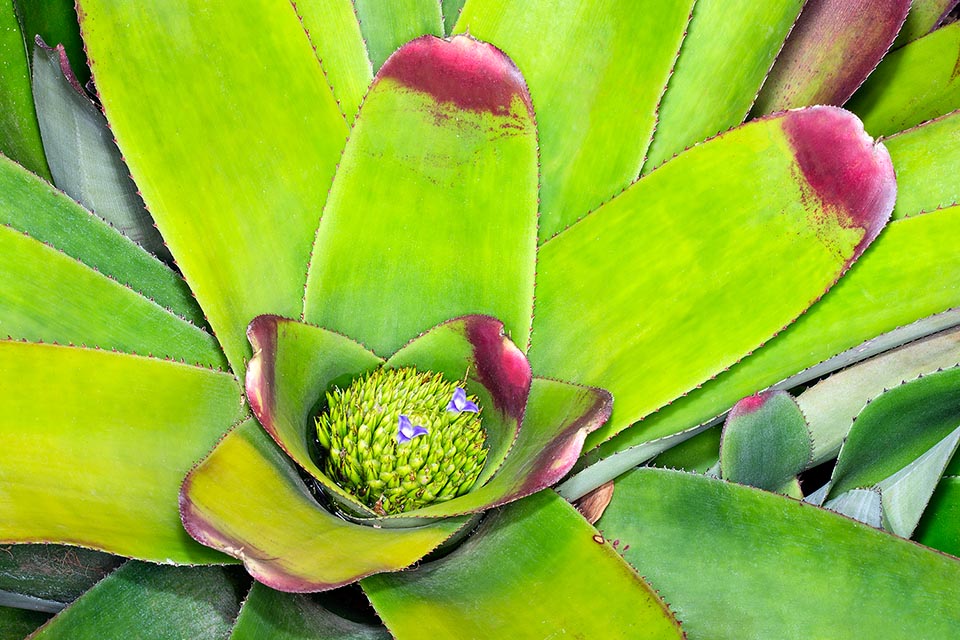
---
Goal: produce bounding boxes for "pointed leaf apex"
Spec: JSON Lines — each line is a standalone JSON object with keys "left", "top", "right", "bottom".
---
{"left": 465, "top": 315, "right": 532, "bottom": 420}
{"left": 782, "top": 106, "right": 896, "bottom": 262}
{"left": 379, "top": 35, "right": 533, "bottom": 116}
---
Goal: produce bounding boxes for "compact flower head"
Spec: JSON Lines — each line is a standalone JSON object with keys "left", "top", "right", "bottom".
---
{"left": 315, "top": 367, "right": 487, "bottom": 515}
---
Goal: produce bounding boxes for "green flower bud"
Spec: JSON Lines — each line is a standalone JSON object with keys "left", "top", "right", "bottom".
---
{"left": 315, "top": 367, "right": 487, "bottom": 515}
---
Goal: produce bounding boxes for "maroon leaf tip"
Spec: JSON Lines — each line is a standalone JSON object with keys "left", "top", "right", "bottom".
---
{"left": 245, "top": 315, "right": 282, "bottom": 426}
{"left": 465, "top": 316, "right": 532, "bottom": 420}
{"left": 783, "top": 106, "right": 897, "bottom": 261}
{"left": 379, "top": 35, "right": 533, "bottom": 116}
{"left": 783, "top": 106, "right": 895, "bottom": 261}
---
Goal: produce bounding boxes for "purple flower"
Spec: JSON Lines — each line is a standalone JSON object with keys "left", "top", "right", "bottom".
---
{"left": 397, "top": 414, "right": 429, "bottom": 444}
{"left": 446, "top": 387, "right": 480, "bottom": 413}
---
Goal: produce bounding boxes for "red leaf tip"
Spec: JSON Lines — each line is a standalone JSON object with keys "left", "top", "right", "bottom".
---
{"left": 379, "top": 35, "right": 533, "bottom": 116}
{"left": 729, "top": 390, "right": 778, "bottom": 418}
{"left": 782, "top": 106, "right": 895, "bottom": 261}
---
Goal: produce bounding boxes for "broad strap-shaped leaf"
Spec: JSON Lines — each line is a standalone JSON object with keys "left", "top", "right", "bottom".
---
{"left": 32, "top": 39, "right": 169, "bottom": 260}
{"left": 915, "top": 475, "right": 960, "bottom": 556}
{"left": 883, "top": 110, "right": 960, "bottom": 220}
{"left": 599, "top": 468, "right": 960, "bottom": 639}
{"left": 352, "top": 0, "right": 442, "bottom": 71}
{"left": 455, "top": 0, "right": 694, "bottom": 241}
{"left": 369, "top": 377, "right": 610, "bottom": 523}
{"left": 384, "top": 315, "right": 532, "bottom": 489}
{"left": 895, "top": 0, "right": 959, "bottom": 47}
{"left": 531, "top": 107, "right": 894, "bottom": 449}
{"left": 0, "top": 153, "right": 209, "bottom": 331}
{"left": 292, "top": 0, "right": 372, "bottom": 123}
{"left": 822, "top": 487, "right": 884, "bottom": 528}
{"left": 0, "top": 545, "right": 121, "bottom": 606}
{"left": 246, "top": 315, "right": 383, "bottom": 519}
{"left": 0, "top": 606, "right": 49, "bottom": 639}
{"left": 798, "top": 326, "right": 960, "bottom": 465}
{"left": 441, "top": 0, "right": 466, "bottom": 35}
{"left": 29, "top": 563, "right": 248, "bottom": 640}
{"left": 719, "top": 391, "right": 812, "bottom": 492}
{"left": 78, "top": 0, "right": 349, "bottom": 376}
{"left": 361, "top": 490, "right": 683, "bottom": 639}
{"left": 644, "top": 0, "right": 805, "bottom": 172}
{"left": 594, "top": 204, "right": 960, "bottom": 469}
{"left": 303, "top": 35, "right": 538, "bottom": 356}
{"left": 0, "top": 342, "right": 243, "bottom": 563}
{"left": 652, "top": 425, "right": 722, "bottom": 474}
{"left": 754, "top": 0, "right": 909, "bottom": 113}
{"left": 13, "top": 0, "right": 88, "bottom": 85}
{"left": 180, "top": 419, "right": 471, "bottom": 592}
{"left": 0, "top": 224, "right": 223, "bottom": 366}
{"left": 847, "top": 21, "right": 960, "bottom": 137}
{"left": 229, "top": 583, "right": 390, "bottom": 640}
{"left": 0, "top": 1, "right": 49, "bottom": 179}
{"left": 829, "top": 367, "right": 960, "bottom": 497}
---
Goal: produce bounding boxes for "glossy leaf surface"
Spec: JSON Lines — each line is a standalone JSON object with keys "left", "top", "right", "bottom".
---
{"left": 915, "top": 476, "right": 960, "bottom": 556}
{"left": 0, "top": 342, "right": 242, "bottom": 563}
{"left": 798, "top": 327, "right": 960, "bottom": 464}
{"left": 31, "top": 39, "right": 169, "bottom": 260}
{"left": 362, "top": 490, "right": 683, "bottom": 639}
{"left": 645, "top": 0, "right": 804, "bottom": 171}
{"left": 719, "top": 391, "right": 811, "bottom": 492}
{"left": 894, "top": 0, "right": 959, "bottom": 47}
{"left": 596, "top": 204, "right": 960, "bottom": 465}
{"left": 0, "top": 1, "right": 49, "bottom": 178}
{"left": 0, "top": 606, "right": 49, "bottom": 639}
{"left": 599, "top": 468, "right": 960, "bottom": 639}
{"left": 883, "top": 111, "right": 960, "bottom": 220}
{"left": 352, "top": 0, "right": 442, "bottom": 71}
{"left": 847, "top": 22, "right": 960, "bottom": 137}
{"left": 455, "top": 0, "right": 695, "bottom": 241}
{"left": 754, "top": 0, "right": 909, "bottom": 112}
{"left": 230, "top": 583, "right": 390, "bottom": 640}
{"left": 30, "top": 563, "right": 247, "bottom": 640}
{"left": 304, "top": 36, "right": 538, "bottom": 356}
{"left": 180, "top": 420, "right": 470, "bottom": 592}
{"left": 441, "top": 0, "right": 466, "bottom": 34}
{"left": 293, "top": 0, "right": 371, "bottom": 123}
{"left": 78, "top": 0, "right": 348, "bottom": 375}
{"left": 532, "top": 107, "right": 894, "bottom": 448}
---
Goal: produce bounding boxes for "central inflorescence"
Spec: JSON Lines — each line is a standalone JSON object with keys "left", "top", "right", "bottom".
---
{"left": 315, "top": 367, "right": 487, "bottom": 516}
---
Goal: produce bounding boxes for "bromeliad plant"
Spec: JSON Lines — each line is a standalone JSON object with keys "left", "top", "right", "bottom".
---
{"left": 2, "top": 0, "right": 960, "bottom": 638}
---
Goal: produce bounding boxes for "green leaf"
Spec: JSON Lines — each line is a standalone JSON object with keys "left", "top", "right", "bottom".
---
{"left": 352, "top": 0, "right": 442, "bottom": 71}
{"left": 0, "top": 342, "right": 243, "bottom": 563}
{"left": 829, "top": 367, "right": 960, "bottom": 497}
{"left": 754, "top": 0, "right": 909, "bottom": 112}
{"left": 455, "top": 0, "right": 694, "bottom": 241}
{"left": 230, "top": 583, "right": 390, "bottom": 640}
{"left": 893, "top": 0, "right": 959, "bottom": 48}
{"left": 245, "top": 315, "right": 383, "bottom": 518}
{"left": 361, "top": 490, "right": 683, "bottom": 639}
{"left": 915, "top": 475, "right": 960, "bottom": 556}
{"left": 0, "top": 545, "right": 121, "bottom": 605}
{"left": 12, "top": 0, "right": 88, "bottom": 85}
{"left": 797, "top": 326, "right": 960, "bottom": 465}
{"left": 0, "top": 154, "right": 209, "bottom": 332}
{"left": 31, "top": 39, "right": 169, "bottom": 261}
{"left": 847, "top": 22, "right": 960, "bottom": 137}
{"left": 883, "top": 110, "right": 960, "bottom": 220}
{"left": 0, "top": 224, "right": 223, "bottom": 366}
{"left": 822, "top": 487, "right": 883, "bottom": 528}
{"left": 719, "top": 391, "right": 812, "bottom": 492}
{"left": 0, "top": 606, "right": 49, "bottom": 640}
{"left": 651, "top": 426, "right": 722, "bottom": 473}
{"left": 30, "top": 562, "right": 248, "bottom": 640}
{"left": 441, "top": 0, "right": 466, "bottom": 35}
{"left": 0, "top": 0, "right": 49, "bottom": 178}
{"left": 180, "top": 419, "right": 470, "bottom": 592}
{"left": 531, "top": 107, "right": 894, "bottom": 449}
{"left": 303, "top": 35, "right": 538, "bottom": 356}
{"left": 77, "top": 0, "right": 349, "bottom": 376}
{"left": 598, "top": 468, "right": 960, "bottom": 640}
{"left": 595, "top": 203, "right": 960, "bottom": 469}
{"left": 644, "top": 0, "right": 805, "bottom": 172}
{"left": 292, "top": 0, "right": 372, "bottom": 123}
